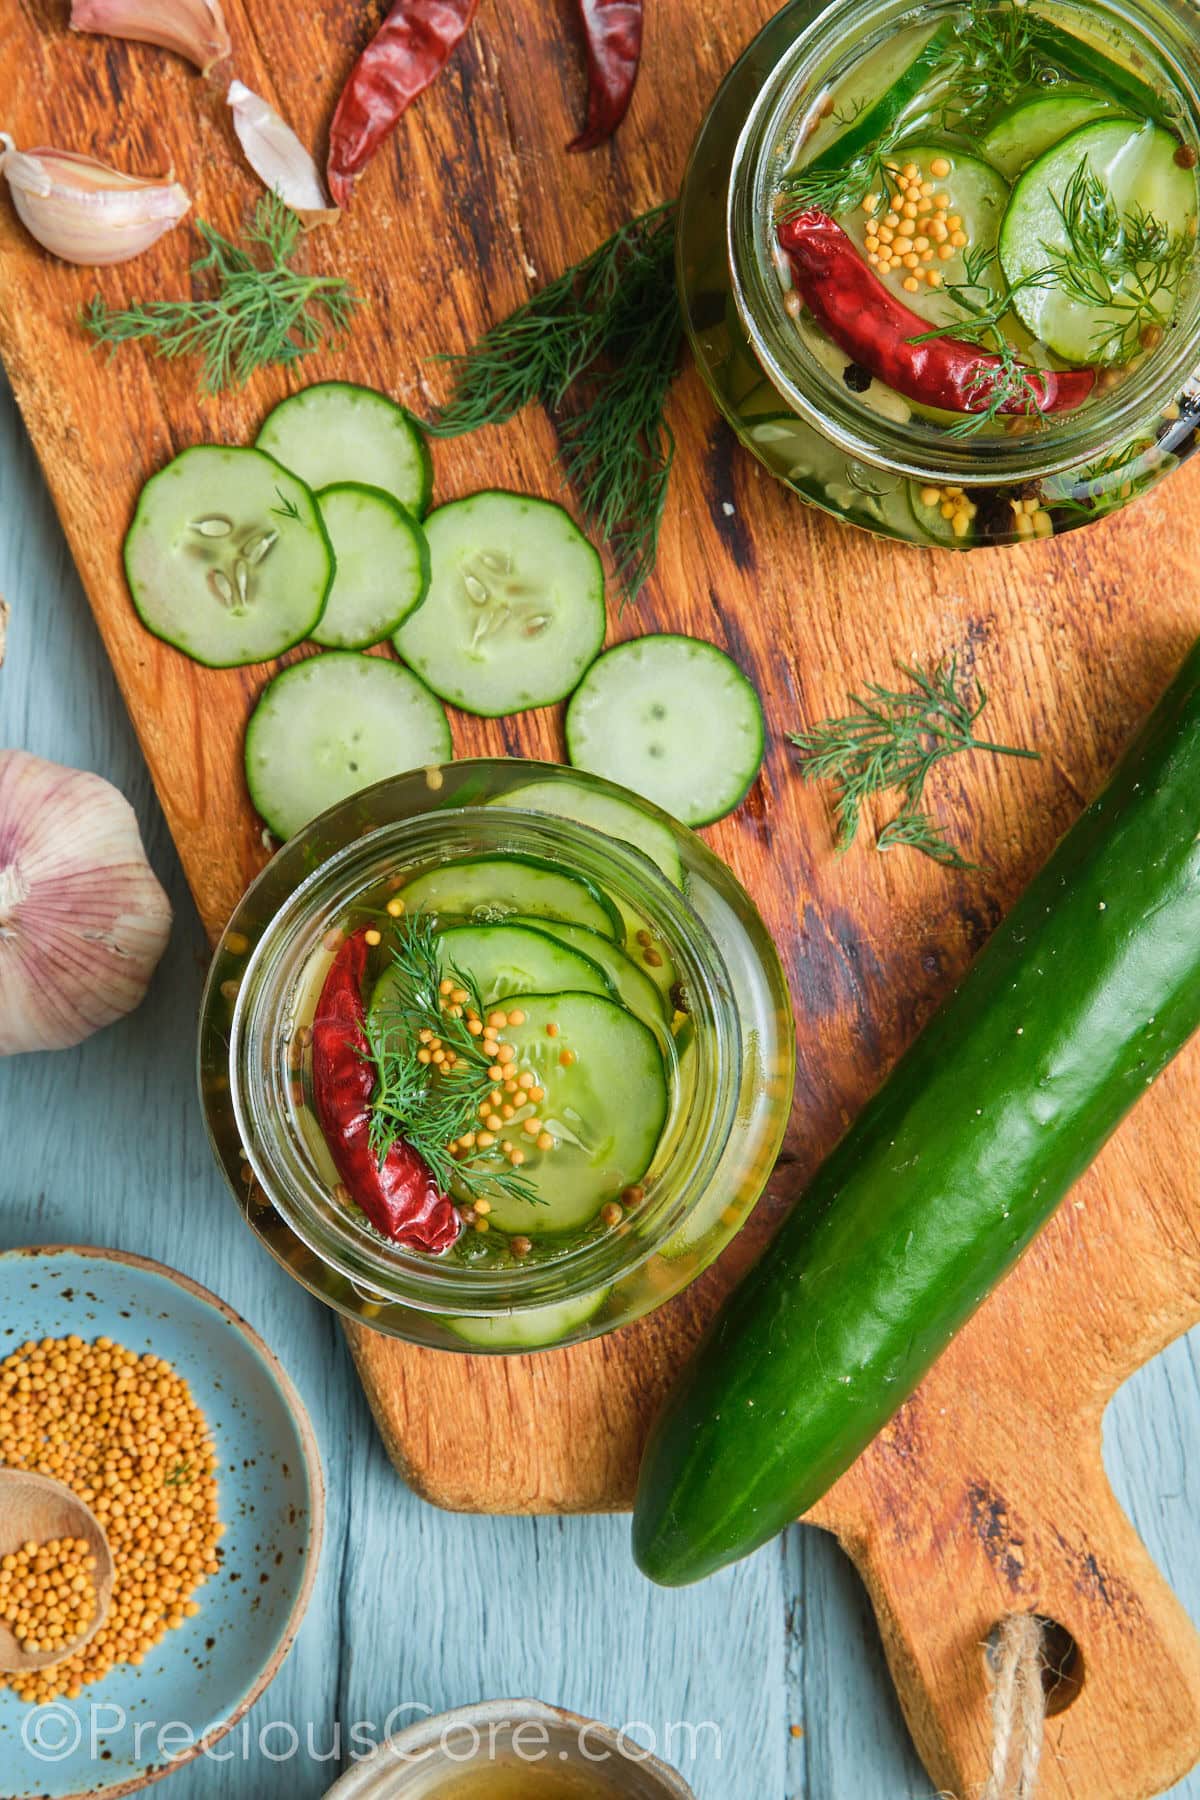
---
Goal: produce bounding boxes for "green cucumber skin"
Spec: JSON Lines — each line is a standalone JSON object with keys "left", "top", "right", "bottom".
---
{"left": 633, "top": 640, "right": 1200, "bottom": 1587}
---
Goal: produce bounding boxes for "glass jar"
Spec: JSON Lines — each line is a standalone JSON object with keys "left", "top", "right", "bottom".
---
{"left": 199, "top": 760, "right": 794, "bottom": 1354}
{"left": 678, "top": 0, "right": 1200, "bottom": 548}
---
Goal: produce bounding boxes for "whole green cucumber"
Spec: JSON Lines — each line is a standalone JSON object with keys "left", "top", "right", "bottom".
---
{"left": 633, "top": 640, "right": 1200, "bottom": 1586}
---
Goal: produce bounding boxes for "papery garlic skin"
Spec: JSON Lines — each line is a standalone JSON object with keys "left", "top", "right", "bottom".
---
{"left": 227, "top": 82, "right": 338, "bottom": 224}
{"left": 0, "top": 137, "right": 190, "bottom": 266}
{"left": 0, "top": 752, "right": 172, "bottom": 1056}
{"left": 70, "top": 0, "right": 231, "bottom": 74}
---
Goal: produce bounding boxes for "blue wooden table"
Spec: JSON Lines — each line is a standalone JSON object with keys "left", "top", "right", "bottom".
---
{"left": 2, "top": 368, "right": 1199, "bottom": 1800}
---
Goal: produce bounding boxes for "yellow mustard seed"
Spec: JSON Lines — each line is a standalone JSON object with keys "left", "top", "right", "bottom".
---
{"left": 385, "top": 897, "right": 406, "bottom": 918}
{"left": 0, "top": 1336, "right": 220, "bottom": 1706}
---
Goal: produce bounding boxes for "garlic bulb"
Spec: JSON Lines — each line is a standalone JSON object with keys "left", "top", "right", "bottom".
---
{"left": 0, "top": 752, "right": 172, "bottom": 1056}
{"left": 227, "top": 82, "right": 337, "bottom": 224}
{"left": 0, "top": 136, "right": 190, "bottom": 266}
{"left": 70, "top": 0, "right": 230, "bottom": 74}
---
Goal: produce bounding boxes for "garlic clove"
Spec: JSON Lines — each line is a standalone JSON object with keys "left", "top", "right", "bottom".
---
{"left": 0, "top": 751, "right": 172, "bottom": 1056}
{"left": 69, "top": 0, "right": 231, "bottom": 74}
{"left": 227, "top": 81, "right": 338, "bottom": 225}
{"left": 0, "top": 137, "right": 190, "bottom": 266}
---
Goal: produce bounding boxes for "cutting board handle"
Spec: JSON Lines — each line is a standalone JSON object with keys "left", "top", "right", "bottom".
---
{"left": 830, "top": 1417, "right": 1200, "bottom": 1800}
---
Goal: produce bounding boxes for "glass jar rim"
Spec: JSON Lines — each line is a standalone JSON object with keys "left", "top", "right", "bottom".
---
{"left": 727, "top": 0, "right": 1200, "bottom": 486}
{"left": 223, "top": 795, "right": 745, "bottom": 1317}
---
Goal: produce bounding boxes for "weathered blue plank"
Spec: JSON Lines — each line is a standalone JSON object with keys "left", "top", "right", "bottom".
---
{"left": 1, "top": 369, "right": 1198, "bottom": 1799}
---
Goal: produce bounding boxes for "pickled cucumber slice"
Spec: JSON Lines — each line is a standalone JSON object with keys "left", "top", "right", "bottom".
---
{"left": 471, "top": 992, "right": 668, "bottom": 1236}
{"left": 980, "top": 90, "right": 1125, "bottom": 181}
{"left": 495, "top": 777, "right": 685, "bottom": 887}
{"left": 999, "top": 120, "right": 1199, "bottom": 364}
{"left": 398, "top": 856, "right": 622, "bottom": 940}
{"left": 369, "top": 923, "right": 617, "bottom": 1018}
{"left": 510, "top": 916, "right": 670, "bottom": 1029}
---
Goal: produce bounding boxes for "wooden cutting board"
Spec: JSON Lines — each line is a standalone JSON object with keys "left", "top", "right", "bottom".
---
{"left": 4, "top": 0, "right": 1200, "bottom": 1793}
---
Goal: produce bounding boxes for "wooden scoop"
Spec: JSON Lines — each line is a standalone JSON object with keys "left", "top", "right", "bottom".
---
{"left": 0, "top": 1469, "right": 114, "bottom": 1673}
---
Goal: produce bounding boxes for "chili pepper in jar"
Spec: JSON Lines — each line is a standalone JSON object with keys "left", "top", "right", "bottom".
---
{"left": 311, "top": 928, "right": 462, "bottom": 1250}
{"left": 327, "top": 0, "right": 480, "bottom": 209}
{"left": 777, "top": 210, "right": 1097, "bottom": 419}
{"left": 568, "top": 0, "right": 643, "bottom": 152}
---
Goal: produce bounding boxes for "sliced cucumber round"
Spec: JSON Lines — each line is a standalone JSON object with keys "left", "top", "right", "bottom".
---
{"left": 371, "top": 922, "right": 617, "bottom": 1018}
{"left": 124, "top": 446, "right": 333, "bottom": 668}
{"left": 844, "top": 145, "right": 1009, "bottom": 330}
{"left": 469, "top": 992, "right": 668, "bottom": 1236}
{"left": 800, "top": 21, "right": 954, "bottom": 175}
{"left": 999, "top": 120, "right": 1199, "bottom": 364}
{"left": 511, "top": 916, "right": 670, "bottom": 1030}
{"left": 244, "top": 653, "right": 452, "bottom": 840}
{"left": 311, "top": 484, "right": 430, "bottom": 650}
{"left": 257, "top": 382, "right": 431, "bottom": 517}
{"left": 398, "top": 856, "right": 622, "bottom": 940}
{"left": 980, "top": 90, "right": 1125, "bottom": 182}
{"left": 495, "top": 777, "right": 684, "bottom": 887}
{"left": 393, "top": 492, "right": 606, "bottom": 717}
{"left": 443, "top": 1288, "right": 610, "bottom": 1350}
{"left": 565, "top": 635, "right": 765, "bottom": 828}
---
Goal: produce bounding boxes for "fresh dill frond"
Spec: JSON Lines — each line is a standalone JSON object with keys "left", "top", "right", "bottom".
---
{"left": 944, "top": 0, "right": 1051, "bottom": 131}
{"left": 946, "top": 342, "right": 1056, "bottom": 438}
{"left": 271, "top": 487, "right": 301, "bottom": 521}
{"left": 428, "top": 203, "right": 682, "bottom": 599}
{"left": 778, "top": 122, "right": 906, "bottom": 223}
{"left": 82, "top": 192, "right": 362, "bottom": 394}
{"left": 365, "top": 915, "right": 543, "bottom": 1208}
{"left": 905, "top": 247, "right": 1058, "bottom": 439}
{"left": 788, "top": 656, "right": 1039, "bottom": 862}
{"left": 877, "top": 810, "right": 978, "bottom": 868}
{"left": 1040, "top": 159, "right": 1192, "bottom": 364}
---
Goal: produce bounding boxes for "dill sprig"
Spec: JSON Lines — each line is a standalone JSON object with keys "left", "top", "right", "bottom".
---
{"left": 365, "top": 916, "right": 542, "bottom": 1207}
{"left": 789, "top": 657, "right": 1039, "bottom": 863}
{"left": 778, "top": 122, "right": 907, "bottom": 223}
{"left": 906, "top": 244, "right": 1057, "bottom": 439}
{"left": 1040, "top": 159, "right": 1193, "bottom": 364}
{"left": 82, "top": 192, "right": 362, "bottom": 394}
{"left": 877, "top": 810, "right": 978, "bottom": 868}
{"left": 943, "top": 0, "right": 1051, "bottom": 132}
{"left": 427, "top": 203, "right": 683, "bottom": 598}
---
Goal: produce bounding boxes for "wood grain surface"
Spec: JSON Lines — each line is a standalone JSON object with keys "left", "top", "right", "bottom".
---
{"left": 4, "top": 0, "right": 1200, "bottom": 1794}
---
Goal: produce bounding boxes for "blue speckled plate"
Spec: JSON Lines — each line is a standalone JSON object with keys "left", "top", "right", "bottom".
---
{"left": 0, "top": 1247, "right": 324, "bottom": 1800}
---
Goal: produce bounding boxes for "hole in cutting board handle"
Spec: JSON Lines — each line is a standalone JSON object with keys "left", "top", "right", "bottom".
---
{"left": 985, "top": 1615, "right": 1084, "bottom": 1718}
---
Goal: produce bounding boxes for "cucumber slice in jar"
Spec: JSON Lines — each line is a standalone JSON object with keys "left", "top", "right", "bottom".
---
{"left": 565, "top": 635, "right": 765, "bottom": 828}
{"left": 843, "top": 146, "right": 1009, "bottom": 330}
{"left": 443, "top": 1288, "right": 611, "bottom": 1350}
{"left": 469, "top": 992, "right": 668, "bottom": 1236}
{"left": 495, "top": 778, "right": 684, "bottom": 887}
{"left": 124, "top": 446, "right": 333, "bottom": 668}
{"left": 799, "top": 21, "right": 955, "bottom": 175}
{"left": 398, "top": 857, "right": 623, "bottom": 940}
{"left": 244, "top": 653, "right": 452, "bottom": 840}
{"left": 370, "top": 923, "right": 617, "bottom": 1019}
{"left": 980, "top": 91, "right": 1125, "bottom": 181}
{"left": 393, "top": 492, "right": 606, "bottom": 717}
{"left": 999, "top": 120, "right": 1199, "bottom": 365}
{"left": 510, "top": 916, "right": 671, "bottom": 1029}
{"left": 257, "top": 382, "right": 432, "bottom": 517}
{"left": 311, "top": 484, "right": 430, "bottom": 650}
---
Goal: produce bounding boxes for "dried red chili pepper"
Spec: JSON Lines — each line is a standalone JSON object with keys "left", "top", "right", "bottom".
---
{"left": 777, "top": 209, "right": 1097, "bottom": 418}
{"left": 327, "top": 0, "right": 480, "bottom": 209}
{"left": 567, "top": 0, "right": 643, "bottom": 152}
{"left": 311, "top": 928, "right": 462, "bottom": 1251}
